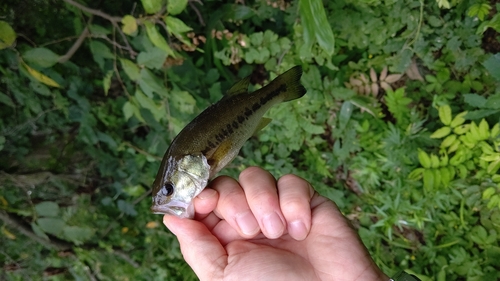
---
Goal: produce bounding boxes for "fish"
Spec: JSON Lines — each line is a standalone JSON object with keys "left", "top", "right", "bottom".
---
{"left": 151, "top": 66, "right": 307, "bottom": 218}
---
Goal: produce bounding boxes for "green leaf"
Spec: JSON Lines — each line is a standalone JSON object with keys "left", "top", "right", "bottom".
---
{"left": 120, "top": 58, "right": 140, "bottom": 81}
{"left": 123, "top": 185, "right": 146, "bottom": 197}
{"left": 483, "top": 54, "right": 500, "bottom": 81}
{"left": 135, "top": 89, "right": 164, "bottom": 121}
{"left": 89, "top": 24, "right": 111, "bottom": 36}
{"left": 431, "top": 127, "right": 451, "bottom": 139}
{"left": 0, "top": 91, "right": 15, "bottom": 107}
{"left": 141, "top": 0, "right": 163, "bottom": 14}
{"left": 89, "top": 40, "right": 114, "bottom": 59}
{"left": 36, "top": 217, "right": 65, "bottom": 236}
{"left": 0, "top": 20, "right": 16, "bottom": 49}
{"left": 167, "top": 0, "right": 187, "bottom": 15}
{"left": 30, "top": 81, "right": 51, "bottom": 96}
{"left": 299, "top": 0, "right": 335, "bottom": 56}
{"left": 467, "top": 3, "right": 491, "bottom": 21}
{"left": 123, "top": 100, "right": 140, "bottom": 121}
{"left": 22, "top": 48, "right": 60, "bottom": 68}
{"left": 144, "top": 21, "right": 176, "bottom": 57}
{"left": 103, "top": 71, "right": 113, "bottom": 96}
{"left": 121, "top": 15, "right": 138, "bottom": 36}
{"left": 171, "top": 90, "right": 196, "bottom": 114}
{"left": 139, "top": 68, "right": 167, "bottom": 97}
{"left": 137, "top": 48, "right": 168, "bottom": 69}
{"left": 438, "top": 105, "right": 452, "bottom": 125}
{"left": 423, "top": 169, "right": 434, "bottom": 191}
{"left": 35, "top": 201, "right": 60, "bottom": 217}
{"left": 31, "top": 222, "right": 49, "bottom": 240}
{"left": 63, "top": 226, "right": 93, "bottom": 245}
{"left": 436, "top": 0, "right": 450, "bottom": 9}
{"left": 165, "top": 16, "right": 192, "bottom": 34}
{"left": 464, "top": 93, "right": 487, "bottom": 108}
{"left": 117, "top": 200, "right": 138, "bottom": 216}
{"left": 418, "top": 149, "right": 432, "bottom": 168}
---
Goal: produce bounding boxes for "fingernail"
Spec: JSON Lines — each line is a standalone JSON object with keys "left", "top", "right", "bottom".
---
{"left": 288, "top": 220, "right": 308, "bottom": 240}
{"left": 263, "top": 212, "right": 285, "bottom": 239}
{"left": 197, "top": 188, "right": 217, "bottom": 199}
{"left": 236, "top": 211, "right": 260, "bottom": 236}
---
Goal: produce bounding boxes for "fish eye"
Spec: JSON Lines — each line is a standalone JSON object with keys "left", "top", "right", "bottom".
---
{"left": 162, "top": 183, "right": 174, "bottom": 196}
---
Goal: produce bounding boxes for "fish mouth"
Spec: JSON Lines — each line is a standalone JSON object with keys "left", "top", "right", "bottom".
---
{"left": 151, "top": 201, "right": 194, "bottom": 219}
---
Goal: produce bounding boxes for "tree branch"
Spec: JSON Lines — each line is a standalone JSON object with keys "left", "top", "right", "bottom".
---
{"left": 58, "top": 26, "right": 90, "bottom": 63}
{"left": 0, "top": 210, "right": 71, "bottom": 251}
{"left": 63, "top": 0, "right": 137, "bottom": 58}
{"left": 63, "top": 0, "right": 121, "bottom": 22}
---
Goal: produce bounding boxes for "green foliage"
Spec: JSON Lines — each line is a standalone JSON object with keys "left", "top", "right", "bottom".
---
{"left": 1, "top": 0, "right": 500, "bottom": 280}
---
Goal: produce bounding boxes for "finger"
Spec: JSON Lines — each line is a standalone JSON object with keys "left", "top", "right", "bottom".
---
{"left": 210, "top": 175, "right": 261, "bottom": 238}
{"left": 239, "top": 167, "right": 286, "bottom": 239}
{"left": 277, "top": 174, "right": 315, "bottom": 240}
{"left": 193, "top": 188, "right": 218, "bottom": 220}
{"left": 163, "top": 215, "right": 226, "bottom": 280}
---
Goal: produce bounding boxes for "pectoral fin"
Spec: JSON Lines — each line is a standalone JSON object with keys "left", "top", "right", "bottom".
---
{"left": 252, "top": 117, "right": 272, "bottom": 136}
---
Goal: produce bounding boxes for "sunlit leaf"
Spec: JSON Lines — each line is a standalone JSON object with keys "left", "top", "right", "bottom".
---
{"left": 0, "top": 20, "right": 16, "bottom": 49}
{"left": 141, "top": 0, "right": 163, "bottom": 14}
{"left": 144, "top": 21, "right": 176, "bottom": 57}
{"left": 22, "top": 62, "right": 61, "bottom": 88}
{"left": 167, "top": 0, "right": 187, "bottom": 15}
{"left": 121, "top": 15, "right": 138, "bottom": 35}
{"left": 299, "top": 0, "right": 335, "bottom": 56}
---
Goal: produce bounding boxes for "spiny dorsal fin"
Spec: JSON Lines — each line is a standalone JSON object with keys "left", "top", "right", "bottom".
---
{"left": 225, "top": 75, "right": 251, "bottom": 98}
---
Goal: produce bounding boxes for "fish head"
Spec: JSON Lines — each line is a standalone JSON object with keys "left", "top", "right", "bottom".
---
{"left": 151, "top": 153, "right": 210, "bottom": 218}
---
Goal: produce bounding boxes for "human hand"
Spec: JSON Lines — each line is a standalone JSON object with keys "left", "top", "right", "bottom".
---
{"left": 163, "top": 167, "right": 389, "bottom": 281}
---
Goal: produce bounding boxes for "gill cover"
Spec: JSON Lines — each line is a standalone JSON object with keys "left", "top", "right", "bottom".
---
{"left": 151, "top": 154, "right": 210, "bottom": 218}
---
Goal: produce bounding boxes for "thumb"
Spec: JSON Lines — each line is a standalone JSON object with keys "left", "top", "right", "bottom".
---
{"left": 163, "top": 215, "right": 227, "bottom": 280}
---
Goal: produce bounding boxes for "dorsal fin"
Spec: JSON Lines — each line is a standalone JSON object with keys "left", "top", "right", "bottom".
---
{"left": 224, "top": 75, "right": 251, "bottom": 98}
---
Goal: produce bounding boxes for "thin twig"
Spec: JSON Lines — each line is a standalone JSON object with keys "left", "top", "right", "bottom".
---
{"left": 189, "top": 0, "right": 205, "bottom": 26}
{"left": 132, "top": 189, "right": 152, "bottom": 205}
{"left": 123, "top": 142, "right": 162, "bottom": 161}
{"left": 114, "top": 250, "right": 140, "bottom": 268}
{"left": 63, "top": 0, "right": 137, "bottom": 58}
{"left": 63, "top": 0, "right": 121, "bottom": 22}
{"left": 58, "top": 26, "right": 90, "bottom": 63}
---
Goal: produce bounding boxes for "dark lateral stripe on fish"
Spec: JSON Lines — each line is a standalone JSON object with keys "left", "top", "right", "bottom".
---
{"left": 201, "top": 68, "right": 303, "bottom": 155}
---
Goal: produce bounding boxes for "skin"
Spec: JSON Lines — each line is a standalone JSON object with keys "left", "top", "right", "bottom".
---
{"left": 163, "top": 167, "right": 389, "bottom": 281}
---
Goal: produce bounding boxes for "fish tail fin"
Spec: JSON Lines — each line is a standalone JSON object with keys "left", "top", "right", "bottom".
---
{"left": 269, "top": 66, "right": 307, "bottom": 102}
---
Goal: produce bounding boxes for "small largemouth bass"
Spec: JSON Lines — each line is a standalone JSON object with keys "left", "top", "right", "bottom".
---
{"left": 151, "top": 66, "right": 307, "bottom": 218}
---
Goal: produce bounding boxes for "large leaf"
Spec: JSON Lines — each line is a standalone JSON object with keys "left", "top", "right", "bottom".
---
{"left": 141, "top": 0, "right": 163, "bottom": 14}
{"left": 36, "top": 217, "right": 65, "bottom": 236}
{"left": 35, "top": 201, "right": 60, "bottom": 217}
{"left": 137, "top": 47, "right": 168, "bottom": 69}
{"left": 144, "top": 21, "right": 176, "bottom": 57}
{"left": 167, "top": 0, "right": 187, "bottom": 15}
{"left": 120, "top": 58, "right": 140, "bottom": 81}
{"left": 0, "top": 21, "right": 16, "bottom": 49}
{"left": 165, "top": 16, "right": 192, "bottom": 34}
{"left": 22, "top": 48, "right": 60, "bottom": 68}
{"left": 139, "top": 68, "right": 167, "bottom": 97}
{"left": 63, "top": 226, "right": 93, "bottom": 245}
{"left": 121, "top": 15, "right": 138, "bottom": 36}
{"left": 299, "top": 0, "right": 335, "bottom": 56}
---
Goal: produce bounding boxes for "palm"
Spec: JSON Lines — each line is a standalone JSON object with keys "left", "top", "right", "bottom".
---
{"left": 214, "top": 199, "right": 381, "bottom": 281}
